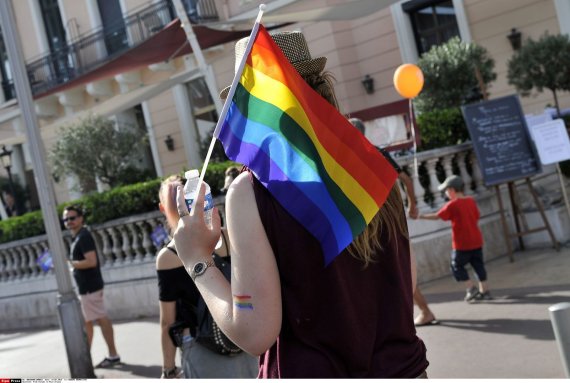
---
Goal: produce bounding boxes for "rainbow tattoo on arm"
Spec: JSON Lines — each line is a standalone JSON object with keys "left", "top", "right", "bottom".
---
{"left": 233, "top": 294, "right": 254, "bottom": 310}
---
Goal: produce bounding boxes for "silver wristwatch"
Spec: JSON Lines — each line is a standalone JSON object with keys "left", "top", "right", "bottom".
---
{"left": 190, "top": 260, "right": 215, "bottom": 281}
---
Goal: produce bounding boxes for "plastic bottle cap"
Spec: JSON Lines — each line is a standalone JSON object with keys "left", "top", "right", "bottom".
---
{"left": 185, "top": 169, "right": 199, "bottom": 179}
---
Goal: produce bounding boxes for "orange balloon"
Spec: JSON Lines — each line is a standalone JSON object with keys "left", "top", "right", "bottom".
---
{"left": 393, "top": 64, "right": 424, "bottom": 99}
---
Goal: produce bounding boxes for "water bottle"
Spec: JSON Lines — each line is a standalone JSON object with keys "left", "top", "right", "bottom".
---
{"left": 183, "top": 169, "right": 214, "bottom": 228}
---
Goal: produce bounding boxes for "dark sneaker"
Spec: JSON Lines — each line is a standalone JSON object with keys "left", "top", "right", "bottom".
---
{"left": 464, "top": 287, "right": 479, "bottom": 302}
{"left": 95, "top": 356, "right": 121, "bottom": 368}
{"left": 473, "top": 291, "right": 493, "bottom": 301}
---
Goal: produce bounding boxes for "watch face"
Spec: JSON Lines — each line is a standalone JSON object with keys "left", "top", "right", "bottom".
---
{"left": 194, "top": 262, "right": 206, "bottom": 274}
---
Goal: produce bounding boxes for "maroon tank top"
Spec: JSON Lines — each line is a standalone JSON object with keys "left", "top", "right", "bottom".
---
{"left": 251, "top": 174, "right": 428, "bottom": 378}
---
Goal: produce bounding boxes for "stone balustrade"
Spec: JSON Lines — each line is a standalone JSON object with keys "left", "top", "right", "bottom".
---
{"left": 0, "top": 198, "right": 228, "bottom": 284}
{"left": 393, "top": 142, "right": 485, "bottom": 210}
{"left": 0, "top": 141, "right": 565, "bottom": 285}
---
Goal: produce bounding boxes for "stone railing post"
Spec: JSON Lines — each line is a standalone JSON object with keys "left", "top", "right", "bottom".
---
{"left": 128, "top": 223, "right": 144, "bottom": 262}
{"left": 425, "top": 158, "right": 444, "bottom": 207}
{"left": 441, "top": 154, "right": 454, "bottom": 179}
{"left": 0, "top": 249, "right": 8, "bottom": 281}
{"left": 119, "top": 225, "right": 134, "bottom": 263}
{"left": 96, "top": 229, "right": 111, "bottom": 267}
{"left": 408, "top": 166, "right": 428, "bottom": 211}
{"left": 470, "top": 150, "right": 485, "bottom": 193}
{"left": 137, "top": 220, "right": 154, "bottom": 261}
{"left": 30, "top": 243, "right": 43, "bottom": 276}
{"left": 8, "top": 248, "right": 20, "bottom": 280}
{"left": 456, "top": 151, "right": 473, "bottom": 194}
{"left": 24, "top": 244, "right": 36, "bottom": 278}
{"left": 106, "top": 227, "right": 123, "bottom": 264}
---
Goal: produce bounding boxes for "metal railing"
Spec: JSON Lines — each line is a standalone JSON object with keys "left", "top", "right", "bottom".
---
{"left": 25, "top": 0, "right": 218, "bottom": 97}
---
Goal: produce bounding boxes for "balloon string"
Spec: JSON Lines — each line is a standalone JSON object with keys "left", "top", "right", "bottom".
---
{"left": 409, "top": 98, "right": 418, "bottom": 178}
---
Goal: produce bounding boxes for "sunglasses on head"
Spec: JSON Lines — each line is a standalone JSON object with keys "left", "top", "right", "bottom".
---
{"left": 63, "top": 216, "right": 78, "bottom": 222}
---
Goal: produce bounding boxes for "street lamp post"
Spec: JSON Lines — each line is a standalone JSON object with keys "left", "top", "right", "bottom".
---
{"left": 0, "top": 145, "right": 17, "bottom": 215}
{"left": 0, "top": 0, "right": 95, "bottom": 378}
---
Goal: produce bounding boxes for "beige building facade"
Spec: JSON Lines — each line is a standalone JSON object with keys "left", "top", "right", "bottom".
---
{"left": 0, "top": 0, "right": 568, "bottom": 213}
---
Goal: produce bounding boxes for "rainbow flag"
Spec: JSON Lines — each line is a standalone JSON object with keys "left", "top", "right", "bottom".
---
{"left": 217, "top": 25, "right": 398, "bottom": 265}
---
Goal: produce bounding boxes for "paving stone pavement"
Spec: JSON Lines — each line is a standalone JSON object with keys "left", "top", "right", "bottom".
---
{"left": 0, "top": 244, "right": 568, "bottom": 379}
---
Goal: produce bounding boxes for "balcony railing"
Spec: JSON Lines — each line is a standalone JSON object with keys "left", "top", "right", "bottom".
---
{"left": 24, "top": 0, "right": 218, "bottom": 97}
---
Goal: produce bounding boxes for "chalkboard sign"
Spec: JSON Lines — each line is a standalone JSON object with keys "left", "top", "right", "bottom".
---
{"left": 461, "top": 95, "right": 541, "bottom": 186}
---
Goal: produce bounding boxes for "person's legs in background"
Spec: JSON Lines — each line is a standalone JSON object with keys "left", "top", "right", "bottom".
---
{"left": 97, "top": 316, "right": 118, "bottom": 357}
{"left": 413, "top": 287, "right": 438, "bottom": 326}
{"left": 451, "top": 250, "right": 479, "bottom": 302}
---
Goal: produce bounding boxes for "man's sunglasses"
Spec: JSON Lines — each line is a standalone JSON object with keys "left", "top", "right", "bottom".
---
{"left": 63, "top": 216, "right": 78, "bottom": 222}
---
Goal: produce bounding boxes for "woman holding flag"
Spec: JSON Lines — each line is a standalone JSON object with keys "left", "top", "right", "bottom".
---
{"left": 172, "top": 14, "right": 428, "bottom": 378}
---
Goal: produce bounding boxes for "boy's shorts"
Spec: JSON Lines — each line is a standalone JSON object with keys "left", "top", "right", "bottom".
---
{"left": 450, "top": 248, "right": 487, "bottom": 282}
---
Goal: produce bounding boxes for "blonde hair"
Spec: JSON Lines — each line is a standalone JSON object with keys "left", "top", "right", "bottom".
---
{"left": 347, "top": 186, "right": 409, "bottom": 268}
{"left": 302, "top": 71, "right": 340, "bottom": 110}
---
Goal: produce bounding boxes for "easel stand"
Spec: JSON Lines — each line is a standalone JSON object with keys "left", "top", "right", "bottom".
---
{"left": 495, "top": 178, "right": 560, "bottom": 262}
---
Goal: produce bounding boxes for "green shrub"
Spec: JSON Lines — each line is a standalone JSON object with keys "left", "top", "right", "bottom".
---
{"left": 507, "top": 33, "right": 570, "bottom": 117}
{"left": 0, "top": 160, "right": 240, "bottom": 244}
{"left": 0, "top": 211, "right": 45, "bottom": 243}
{"left": 416, "top": 37, "right": 496, "bottom": 114}
{"left": 417, "top": 107, "right": 470, "bottom": 151}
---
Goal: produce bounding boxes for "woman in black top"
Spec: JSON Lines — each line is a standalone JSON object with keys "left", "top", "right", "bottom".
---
{"left": 156, "top": 175, "right": 257, "bottom": 379}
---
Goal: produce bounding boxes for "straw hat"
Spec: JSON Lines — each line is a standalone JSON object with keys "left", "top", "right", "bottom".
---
{"left": 219, "top": 30, "right": 327, "bottom": 99}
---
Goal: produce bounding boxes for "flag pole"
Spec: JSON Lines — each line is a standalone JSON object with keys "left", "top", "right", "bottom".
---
{"left": 408, "top": 99, "right": 419, "bottom": 178}
{"left": 194, "top": 4, "right": 267, "bottom": 207}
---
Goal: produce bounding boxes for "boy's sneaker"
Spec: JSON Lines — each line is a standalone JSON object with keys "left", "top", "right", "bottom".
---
{"left": 464, "top": 287, "right": 479, "bottom": 302}
{"left": 473, "top": 291, "right": 493, "bottom": 301}
{"left": 95, "top": 356, "right": 121, "bottom": 368}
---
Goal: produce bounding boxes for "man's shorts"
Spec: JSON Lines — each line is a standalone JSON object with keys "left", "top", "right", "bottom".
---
{"left": 79, "top": 289, "right": 107, "bottom": 322}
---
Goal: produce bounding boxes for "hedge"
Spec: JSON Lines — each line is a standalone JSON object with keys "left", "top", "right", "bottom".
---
{"left": 0, "top": 161, "right": 239, "bottom": 244}
{"left": 417, "top": 107, "right": 470, "bottom": 151}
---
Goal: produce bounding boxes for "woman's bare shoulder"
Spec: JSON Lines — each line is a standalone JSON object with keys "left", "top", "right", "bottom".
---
{"left": 156, "top": 245, "right": 183, "bottom": 270}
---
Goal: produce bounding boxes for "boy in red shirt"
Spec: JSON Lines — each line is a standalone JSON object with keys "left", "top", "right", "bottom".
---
{"left": 418, "top": 175, "right": 492, "bottom": 302}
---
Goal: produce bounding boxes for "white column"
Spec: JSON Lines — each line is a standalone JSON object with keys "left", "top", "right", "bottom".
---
{"left": 142, "top": 101, "right": 163, "bottom": 177}
{"left": 452, "top": 0, "right": 472, "bottom": 43}
{"left": 391, "top": 1, "right": 419, "bottom": 63}
{"left": 57, "top": 0, "right": 69, "bottom": 41}
{"left": 28, "top": 0, "right": 50, "bottom": 55}
{"left": 173, "top": 83, "right": 202, "bottom": 168}
{"left": 85, "top": 0, "right": 107, "bottom": 60}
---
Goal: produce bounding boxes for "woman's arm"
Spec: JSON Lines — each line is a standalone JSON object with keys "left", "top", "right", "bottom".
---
{"left": 398, "top": 172, "right": 418, "bottom": 219}
{"left": 159, "top": 300, "right": 177, "bottom": 370}
{"left": 173, "top": 175, "right": 282, "bottom": 356}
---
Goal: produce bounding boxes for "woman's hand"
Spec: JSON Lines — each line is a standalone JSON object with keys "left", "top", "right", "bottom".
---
{"left": 172, "top": 183, "right": 221, "bottom": 267}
